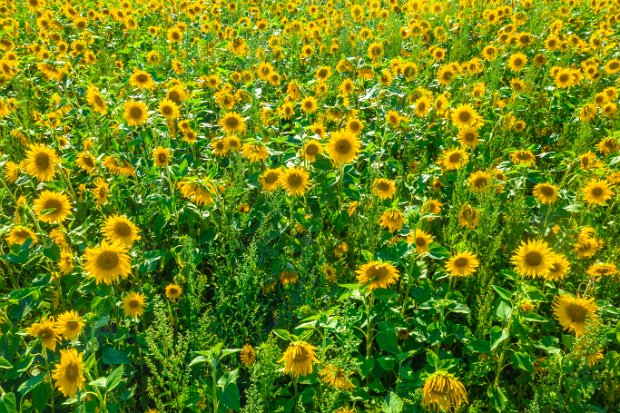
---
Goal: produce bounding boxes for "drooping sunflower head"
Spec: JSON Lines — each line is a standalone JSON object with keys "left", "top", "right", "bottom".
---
{"left": 586, "top": 263, "right": 618, "bottom": 278}
{"left": 422, "top": 371, "right": 468, "bottom": 412}
{"left": 279, "top": 341, "right": 318, "bottom": 378}
{"left": 102, "top": 214, "right": 141, "bottom": 246}
{"left": 122, "top": 292, "right": 147, "bottom": 319}
{"left": 33, "top": 190, "right": 72, "bottom": 224}
{"left": 52, "top": 348, "right": 85, "bottom": 397}
{"left": 25, "top": 143, "right": 59, "bottom": 182}
{"left": 511, "top": 239, "right": 554, "bottom": 278}
{"left": 356, "top": 261, "right": 400, "bottom": 291}
{"left": 325, "top": 129, "right": 361, "bottom": 165}
{"left": 552, "top": 294, "right": 598, "bottom": 336}
{"left": 445, "top": 251, "right": 480, "bottom": 277}
{"left": 280, "top": 167, "right": 311, "bottom": 196}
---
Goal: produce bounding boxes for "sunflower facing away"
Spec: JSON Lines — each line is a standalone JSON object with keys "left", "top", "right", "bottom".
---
{"left": 26, "top": 318, "right": 60, "bottom": 351}
{"left": 356, "top": 261, "right": 400, "bottom": 290}
{"left": 52, "top": 348, "right": 85, "bottom": 397}
{"left": 33, "top": 190, "right": 72, "bottom": 224}
{"left": 279, "top": 341, "right": 319, "bottom": 378}
{"left": 280, "top": 167, "right": 311, "bottom": 196}
{"left": 25, "top": 143, "right": 59, "bottom": 181}
{"left": 552, "top": 294, "right": 598, "bottom": 336}
{"left": 511, "top": 239, "right": 554, "bottom": 278}
{"left": 445, "top": 251, "right": 480, "bottom": 277}
{"left": 422, "top": 371, "right": 468, "bottom": 412}
{"left": 83, "top": 240, "right": 132, "bottom": 285}
{"left": 240, "top": 344, "right": 256, "bottom": 367}
{"left": 102, "top": 214, "right": 141, "bottom": 246}
{"left": 326, "top": 129, "right": 361, "bottom": 165}
{"left": 122, "top": 292, "right": 147, "bottom": 318}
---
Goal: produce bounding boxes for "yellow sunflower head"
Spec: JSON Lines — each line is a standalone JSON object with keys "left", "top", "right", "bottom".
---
{"left": 102, "top": 214, "right": 141, "bottom": 246}
{"left": 552, "top": 294, "right": 598, "bottom": 336}
{"left": 122, "top": 291, "right": 147, "bottom": 319}
{"left": 445, "top": 251, "right": 480, "bottom": 277}
{"left": 278, "top": 341, "right": 318, "bottom": 377}
{"left": 25, "top": 143, "right": 59, "bottom": 182}
{"left": 511, "top": 239, "right": 554, "bottom": 278}
{"left": 326, "top": 129, "right": 361, "bottom": 165}
{"left": 422, "top": 371, "right": 468, "bottom": 412}
{"left": 356, "top": 261, "right": 400, "bottom": 291}
{"left": 83, "top": 240, "right": 132, "bottom": 285}
{"left": 52, "top": 348, "right": 85, "bottom": 397}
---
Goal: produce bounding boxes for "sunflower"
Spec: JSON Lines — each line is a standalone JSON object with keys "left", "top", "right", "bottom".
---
{"left": 260, "top": 168, "right": 282, "bottom": 192}
{"left": 511, "top": 239, "right": 554, "bottom": 278}
{"left": 129, "top": 69, "right": 155, "bottom": 89}
{"left": 356, "top": 261, "right": 400, "bottom": 291}
{"left": 508, "top": 52, "right": 527, "bottom": 72}
{"left": 323, "top": 129, "right": 362, "bottom": 166}
{"left": 457, "top": 128, "right": 480, "bottom": 148}
{"left": 300, "top": 96, "right": 318, "bottom": 114}
{"left": 4, "top": 161, "right": 19, "bottom": 183}
{"left": 86, "top": 84, "right": 107, "bottom": 114}
{"left": 280, "top": 167, "right": 311, "bottom": 196}
{"left": 158, "top": 99, "right": 180, "bottom": 120}
{"left": 372, "top": 178, "right": 396, "bottom": 199}
{"left": 279, "top": 341, "right": 319, "bottom": 378}
{"left": 56, "top": 310, "right": 84, "bottom": 340}
{"left": 303, "top": 140, "right": 323, "bottom": 162}
{"left": 458, "top": 203, "right": 479, "bottom": 228}
{"left": 241, "top": 143, "right": 269, "bottom": 162}
{"left": 211, "top": 138, "right": 229, "bottom": 157}
{"left": 445, "top": 252, "right": 479, "bottom": 277}
{"left": 582, "top": 179, "right": 613, "bottom": 205}
{"left": 83, "top": 240, "right": 132, "bottom": 285}
{"left": 545, "top": 253, "right": 571, "bottom": 281}
{"left": 240, "top": 344, "right": 256, "bottom": 367}
{"left": 406, "top": 229, "right": 434, "bottom": 254}
{"left": 33, "top": 190, "right": 72, "bottom": 224}
{"left": 414, "top": 95, "right": 431, "bottom": 117}
{"left": 59, "top": 251, "right": 74, "bottom": 274}
{"left": 450, "top": 104, "right": 483, "bottom": 130}
{"left": 123, "top": 100, "right": 149, "bottom": 126}
{"left": 552, "top": 294, "right": 598, "bottom": 336}
{"left": 25, "top": 143, "right": 59, "bottom": 181}
{"left": 468, "top": 171, "right": 492, "bottom": 193}
{"left": 122, "top": 292, "right": 147, "bottom": 319}
{"left": 76, "top": 151, "right": 97, "bottom": 174}
{"left": 6, "top": 226, "right": 37, "bottom": 245}
{"left": 153, "top": 147, "right": 170, "bottom": 167}
{"left": 586, "top": 263, "right": 618, "bottom": 278}
{"left": 92, "top": 178, "right": 109, "bottom": 206}
{"left": 440, "top": 148, "right": 469, "bottom": 171}
{"left": 346, "top": 118, "right": 363, "bottom": 135}
{"left": 165, "top": 283, "right": 183, "bottom": 300}
{"left": 422, "top": 371, "right": 468, "bottom": 412}
{"left": 319, "top": 364, "right": 355, "bottom": 391}
{"left": 219, "top": 112, "right": 246, "bottom": 135}
{"left": 102, "top": 215, "right": 141, "bottom": 246}
{"left": 178, "top": 179, "right": 215, "bottom": 206}
{"left": 379, "top": 209, "right": 404, "bottom": 232}
{"left": 26, "top": 318, "right": 60, "bottom": 351}
{"left": 367, "top": 41, "right": 384, "bottom": 61}
{"left": 52, "top": 348, "right": 85, "bottom": 397}
{"left": 533, "top": 183, "right": 559, "bottom": 204}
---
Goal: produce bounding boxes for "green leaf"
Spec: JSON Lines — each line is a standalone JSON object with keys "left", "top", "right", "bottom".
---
{"left": 488, "top": 385, "right": 509, "bottom": 411}
{"left": 31, "top": 382, "right": 51, "bottom": 413}
{"left": 273, "top": 329, "right": 291, "bottom": 341}
{"left": 509, "top": 351, "right": 535, "bottom": 373}
{"left": 428, "top": 243, "right": 450, "bottom": 260}
{"left": 492, "top": 285, "right": 513, "bottom": 301}
{"left": 102, "top": 347, "right": 130, "bottom": 365}
{"left": 382, "top": 391, "right": 403, "bottom": 413}
{"left": 0, "top": 356, "right": 12, "bottom": 369}
{"left": 495, "top": 301, "right": 512, "bottom": 322}
{"left": 18, "top": 373, "right": 45, "bottom": 396}
{"left": 107, "top": 366, "right": 124, "bottom": 392}
{"left": 490, "top": 326, "right": 509, "bottom": 352}
{"left": 377, "top": 331, "right": 399, "bottom": 354}
{"left": 0, "top": 392, "right": 16, "bottom": 413}
{"left": 218, "top": 384, "right": 240, "bottom": 411}
{"left": 188, "top": 355, "right": 209, "bottom": 367}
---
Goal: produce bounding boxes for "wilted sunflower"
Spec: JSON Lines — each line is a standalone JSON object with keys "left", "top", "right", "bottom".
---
{"left": 152, "top": 147, "right": 170, "bottom": 167}
{"left": 6, "top": 226, "right": 37, "bottom": 245}
{"left": 422, "top": 371, "right": 468, "bottom": 412}
{"left": 178, "top": 179, "right": 215, "bottom": 206}
{"left": 319, "top": 364, "right": 355, "bottom": 391}
{"left": 52, "top": 348, "right": 85, "bottom": 397}
{"left": 241, "top": 142, "right": 269, "bottom": 162}
{"left": 302, "top": 140, "right": 323, "bottom": 162}
{"left": 326, "top": 129, "right": 361, "bottom": 165}
{"left": 372, "top": 178, "right": 396, "bottom": 199}
{"left": 219, "top": 112, "right": 246, "bottom": 134}
{"left": 122, "top": 292, "right": 147, "bottom": 319}
{"left": 56, "top": 310, "right": 84, "bottom": 340}
{"left": 356, "top": 261, "right": 400, "bottom": 290}
{"left": 445, "top": 252, "right": 479, "bottom": 277}
{"left": 260, "top": 168, "right": 281, "bottom": 192}
{"left": 92, "top": 178, "right": 109, "bottom": 206}
{"left": 165, "top": 283, "right": 183, "bottom": 300}
{"left": 102, "top": 215, "right": 141, "bottom": 246}
{"left": 83, "top": 240, "right": 132, "bottom": 284}
{"left": 33, "top": 190, "right": 72, "bottom": 224}
{"left": 240, "top": 344, "right": 256, "bottom": 367}
{"left": 25, "top": 143, "right": 59, "bottom": 181}
{"left": 123, "top": 100, "right": 149, "bottom": 126}
{"left": 533, "top": 183, "right": 559, "bottom": 204}
{"left": 279, "top": 341, "right": 318, "bottom": 378}
{"left": 280, "top": 167, "right": 310, "bottom": 196}
{"left": 552, "top": 294, "right": 598, "bottom": 336}
{"left": 406, "top": 229, "right": 434, "bottom": 254}
{"left": 379, "top": 209, "right": 404, "bottom": 232}
{"left": 26, "top": 318, "right": 60, "bottom": 351}
{"left": 511, "top": 239, "right": 554, "bottom": 278}
{"left": 582, "top": 179, "right": 613, "bottom": 205}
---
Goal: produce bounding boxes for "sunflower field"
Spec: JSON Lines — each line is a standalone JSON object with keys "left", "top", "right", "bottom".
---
{"left": 1, "top": 0, "right": 620, "bottom": 411}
